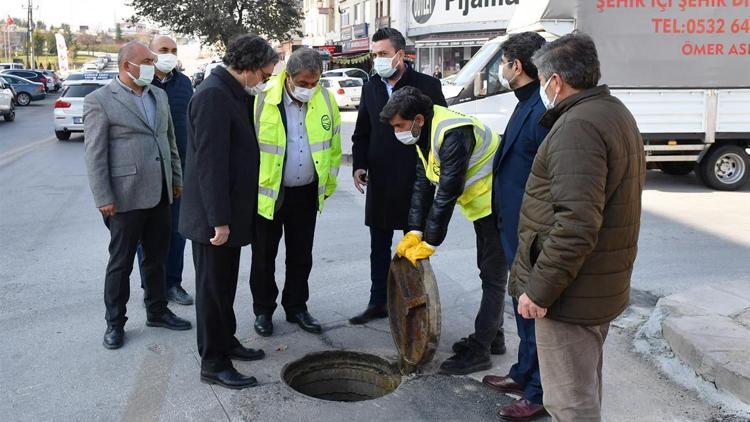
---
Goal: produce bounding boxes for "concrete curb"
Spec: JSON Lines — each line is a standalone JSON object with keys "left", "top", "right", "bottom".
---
{"left": 635, "top": 282, "right": 750, "bottom": 414}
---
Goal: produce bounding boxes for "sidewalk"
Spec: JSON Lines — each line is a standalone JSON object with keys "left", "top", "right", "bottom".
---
{"left": 636, "top": 281, "right": 750, "bottom": 414}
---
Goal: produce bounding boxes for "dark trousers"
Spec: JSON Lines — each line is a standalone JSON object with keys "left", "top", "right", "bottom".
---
{"left": 136, "top": 197, "right": 186, "bottom": 289}
{"left": 471, "top": 214, "right": 507, "bottom": 352}
{"left": 509, "top": 297, "right": 543, "bottom": 404}
{"left": 368, "top": 227, "right": 406, "bottom": 307}
{"left": 193, "top": 242, "right": 243, "bottom": 371}
{"left": 250, "top": 183, "right": 318, "bottom": 317}
{"left": 102, "top": 194, "right": 170, "bottom": 327}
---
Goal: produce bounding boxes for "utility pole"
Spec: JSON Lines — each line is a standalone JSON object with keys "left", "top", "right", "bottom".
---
{"left": 22, "top": 0, "right": 37, "bottom": 69}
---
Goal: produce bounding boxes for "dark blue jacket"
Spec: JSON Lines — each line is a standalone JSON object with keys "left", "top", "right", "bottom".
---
{"left": 152, "top": 70, "right": 193, "bottom": 169}
{"left": 492, "top": 81, "right": 550, "bottom": 264}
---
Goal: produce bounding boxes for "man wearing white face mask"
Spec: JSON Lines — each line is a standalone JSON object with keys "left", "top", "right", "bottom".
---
{"left": 84, "top": 41, "right": 191, "bottom": 350}
{"left": 133, "top": 35, "right": 196, "bottom": 306}
{"left": 380, "top": 86, "right": 503, "bottom": 376}
{"left": 350, "top": 28, "right": 446, "bottom": 325}
{"left": 250, "top": 47, "right": 341, "bottom": 337}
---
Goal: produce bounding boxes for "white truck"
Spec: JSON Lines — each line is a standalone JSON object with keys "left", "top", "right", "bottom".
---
{"left": 443, "top": 0, "right": 750, "bottom": 190}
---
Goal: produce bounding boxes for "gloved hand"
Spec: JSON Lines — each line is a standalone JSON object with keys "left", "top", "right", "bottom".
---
{"left": 396, "top": 231, "right": 422, "bottom": 257}
{"left": 405, "top": 241, "right": 435, "bottom": 267}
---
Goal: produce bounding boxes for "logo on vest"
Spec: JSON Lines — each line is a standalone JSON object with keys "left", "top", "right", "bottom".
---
{"left": 321, "top": 115, "right": 332, "bottom": 131}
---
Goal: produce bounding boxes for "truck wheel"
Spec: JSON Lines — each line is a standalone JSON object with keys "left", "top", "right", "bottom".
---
{"left": 55, "top": 130, "right": 71, "bottom": 141}
{"left": 658, "top": 162, "right": 694, "bottom": 175}
{"left": 698, "top": 144, "right": 750, "bottom": 191}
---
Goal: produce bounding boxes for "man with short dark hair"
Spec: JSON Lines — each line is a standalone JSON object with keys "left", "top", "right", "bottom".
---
{"left": 481, "top": 32, "right": 549, "bottom": 421}
{"left": 180, "top": 33, "right": 279, "bottom": 389}
{"left": 509, "top": 33, "right": 645, "bottom": 420}
{"left": 84, "top": 41, "right": 191, "bottom": 350}
{"left": 380, "top": 86, "right": 504, "bottom": 376}
{"left": 349, "top": 27, "right": 446, "bottom": 325}
{"left": 249, "top": 47, "right": 341, "bottom": 337}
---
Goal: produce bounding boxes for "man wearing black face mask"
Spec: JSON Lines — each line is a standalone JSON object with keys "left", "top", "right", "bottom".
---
{"left": 482, "top": 31, "right": 550, "bottom": 422}
{"left": 349, "top": 28, "right": 446, "bottom": 325}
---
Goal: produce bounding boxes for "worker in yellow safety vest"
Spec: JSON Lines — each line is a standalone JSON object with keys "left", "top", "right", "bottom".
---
{"left": 380, "top": 86, "right": 506, "bottom": 376}
{"left": 249, "top": 47, "right": 341, "bottom": 337}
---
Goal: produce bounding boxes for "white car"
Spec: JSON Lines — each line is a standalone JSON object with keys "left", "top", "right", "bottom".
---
{"left": 322, "top": 68, "right": 369, "bottom": 83}
{"left": 54, "top": 80, "right": 111, "bottom": 140}
{"left": 0, "top": 77, "right": 15, "bottom": 122}
{"left": 320, "top": 77, "right": 362, "bottom": 110}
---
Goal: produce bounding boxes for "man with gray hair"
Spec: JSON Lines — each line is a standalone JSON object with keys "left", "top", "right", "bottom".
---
{"left": 84, "top": 41, "right": 191, "bottom": 350}
{"left": 508, "top": 33, "right": 645, "bottom": 420}
{"left": 249, "top": 47, "right": 341, "bottom": 337}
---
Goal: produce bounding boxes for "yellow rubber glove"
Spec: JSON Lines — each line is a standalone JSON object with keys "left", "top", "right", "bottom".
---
{"left": 396, "top": 231, "right": 422, "bottom": 257}
{"left": 405, "top": 241, "right": 436, "bottom": 267}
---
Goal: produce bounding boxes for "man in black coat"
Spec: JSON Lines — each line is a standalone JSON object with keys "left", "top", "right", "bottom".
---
{"left": 179, "top": 34, "right": 278, "bottom": 390}
{"left": 349, "top": 28, "right": 447, "bottom": 324}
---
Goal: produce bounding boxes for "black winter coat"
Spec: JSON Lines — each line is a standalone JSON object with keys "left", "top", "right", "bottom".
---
{"left": 352, "top": 66, "right": 446, "bottom": 230}
{"left": 179, "top": 66, "right": 259, "bottom": 247}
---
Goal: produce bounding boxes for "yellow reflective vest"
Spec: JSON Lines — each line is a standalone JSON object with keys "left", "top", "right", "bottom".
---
{"left": 417, "top": 105, "right": 500, "bottom": 222}
{"left": 253, "top": 70, "right": 342, "bottom": 220}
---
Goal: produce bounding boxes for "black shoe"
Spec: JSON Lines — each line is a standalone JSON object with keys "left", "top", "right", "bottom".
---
{"left": 439, "top": 348, "right": 492, "bottom": 375}
{"left": 103, "top": 326, "right": 124, "bottom": 349}
{"left": 228, "top": 345, "right": 265, "bottom": 361}
{"left": 254, "top": 314, "right": 273, "bottom": 337}
{"left": 166, "top": 285, "right": 194, "bottom": 305}
{"left": 286, "top": 311, "right": 322, "bottom": 334}
{"left": 146, "top": 309, "right": 192, "bottom": 331}
{"left": 452, "top": 333, "right": 506, "bottom": 356}
{"left": 349, "top": 304, "right": 388, "bottom": 325}
{"left": 200, "top": 367, "right": 258, "bottom": 390}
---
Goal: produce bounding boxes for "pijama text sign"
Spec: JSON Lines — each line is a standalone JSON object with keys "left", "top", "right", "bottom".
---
{"left": 412, "top": 0, "right": 519, "bottom": 26}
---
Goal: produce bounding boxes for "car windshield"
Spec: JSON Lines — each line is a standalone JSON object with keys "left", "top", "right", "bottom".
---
{"left": 324, "top": 71, "right": 344, "bottom": 77}
{"left": 62, "top": 85, "right": 103, "bottom": 97}
{"left": 4, "top": 75, "right": 32, "bottom": 84}
{"left": 452, "top": 39, "right": 503, "bottom": 87}
{"left": 339, "top": 79, "right": 362, "bottom": 87}
{"left": 66, "top": 74, "right": 85, "bottom": 81}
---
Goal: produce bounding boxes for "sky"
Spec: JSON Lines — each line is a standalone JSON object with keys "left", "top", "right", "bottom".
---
{"left": 1, "top": 0, "right": 133, "bottom": 31}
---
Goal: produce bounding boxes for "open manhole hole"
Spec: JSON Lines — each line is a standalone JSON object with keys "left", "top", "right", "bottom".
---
{"left": 282, "top": 350, "right": 402, "bottom": 402}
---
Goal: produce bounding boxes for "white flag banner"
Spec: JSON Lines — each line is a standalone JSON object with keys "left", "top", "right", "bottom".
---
{"left": 54, "top": 32, "right": 69, "bottom": 75}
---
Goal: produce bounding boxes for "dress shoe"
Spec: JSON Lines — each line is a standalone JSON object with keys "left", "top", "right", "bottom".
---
{"left": 439, "top": 347, "right": 492, "bottom": 375}
{"left": 482, "top": 374, "right": 525, "bottom": 396}
{"left": 166, "top": 285, "right": 194, "bottom": 305}
{"left": 498, "top": 399, "right": 547, "bottom": 421}
{"left": 146, "top": 308, "right": 192, "bottom": 331}
{"left": 103, "top": 326, "right": 124, "bottom": 349}
{"left": 228, "top": 345, "right": 265, "bottom": 361}
{"left": 254, "top": 315, "right": 273, "bottom": 337}
{"left": 200, "top": 367, "right": 258, "bottom": 390}
{"left": 349, "top": 304, "right": 388, "bottom": 325}
{"left": 286, "top": 311, "right": 322, "bottom": 334}
{"left": 452, "top": 333, "right": 506, "bottom": 355}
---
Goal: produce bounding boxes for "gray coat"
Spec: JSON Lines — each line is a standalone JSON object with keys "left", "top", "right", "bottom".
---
{"left": 83, "top": 79, "right": 182, "bottom": 213}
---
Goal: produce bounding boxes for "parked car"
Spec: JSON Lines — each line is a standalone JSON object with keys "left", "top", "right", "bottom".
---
{"left": 0, "top": 78, "right": 15, "bottom": 122}
{"left": 320, "top": 77, "right": 362, "bottom": 110}
{"left": 1, "top": 69, "right": 50, "bottom": 92}
{"left": 0, "top": 62, "right": 24, "bottom": 70}
{"left": 192, "top": 71, "right": 204, "bottom": 88}
{"left": 62, "top": 72, "right": 117, "bottom": 87}
{"left": 38, "top": 70, "right": 62, "bottom": 92}
{"left": 0, "top": 74, "right": 46, "bottom": 106}
{"left": 322, "top": 68, "right": 369, "bottom": 83}
{"left": 54, "top": 80, "right": 111, "bottom": 140}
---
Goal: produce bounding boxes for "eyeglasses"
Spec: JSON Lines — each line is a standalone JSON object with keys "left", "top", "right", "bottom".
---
{"left": 257, "top": 69, "right": 273, "bottom": 83}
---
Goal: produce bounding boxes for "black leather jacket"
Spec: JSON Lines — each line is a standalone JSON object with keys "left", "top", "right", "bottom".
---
{"left": 408, "top": 125, "right": 475, "bottom": 246}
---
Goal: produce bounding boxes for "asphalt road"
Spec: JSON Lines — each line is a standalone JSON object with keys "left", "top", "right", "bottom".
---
{"left": 0, "top": 103, "right": 747, "bottom": 421}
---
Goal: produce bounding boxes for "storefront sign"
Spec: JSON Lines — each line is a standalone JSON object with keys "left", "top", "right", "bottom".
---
{"left": 410, "top": 0, "right": 519, "bottom": 31}
{"left": 347, "top": 37, "right": 370, "bottom": 52}
{"left": 341, "top": 26, "right": 353, "bottom": 41}
{"left": 353, "top": 23, "right": 369, "bottom": 39}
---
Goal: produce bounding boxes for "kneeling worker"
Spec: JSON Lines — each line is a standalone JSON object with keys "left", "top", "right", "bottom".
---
{"left": 380, "top": 86, "right": 504, "bottom": 375}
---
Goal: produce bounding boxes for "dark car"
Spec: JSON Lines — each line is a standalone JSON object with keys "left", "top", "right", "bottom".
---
{"left": 1, "top": 69, "right": 50, "bottom": 92}
{"left": 0, "top": 74, "right": 46, "bottom": 106}
{"left": 192, "top": 71, "right": 204, "bottom": 88}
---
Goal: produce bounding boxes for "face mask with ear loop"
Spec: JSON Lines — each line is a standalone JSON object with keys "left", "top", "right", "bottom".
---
{"left": 395, "top": 120, "right": 420, "bottom": 145}
{"left": 244, "top": 69, "right": 266, "bottom": 96}
{"left": 540, "top": 75, "right": 559, "bottom": 110}
{"left": 499, "top": 61, "right": 517, "bottom": 91}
